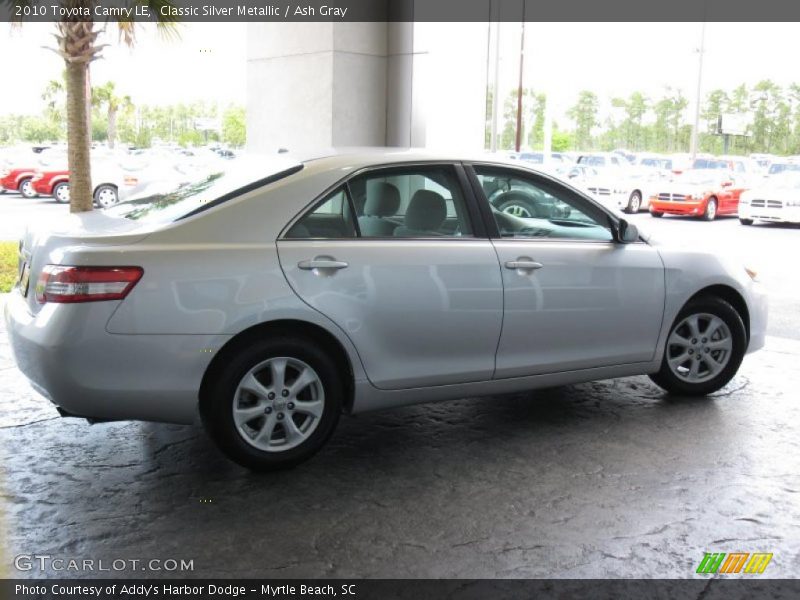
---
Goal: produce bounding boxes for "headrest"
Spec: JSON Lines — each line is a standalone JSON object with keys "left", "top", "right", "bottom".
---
{"left": 364, "top": 182, "right": 401, "bottom": 217}
{"left": 405, "top": 190, "right": 446, "bottom": 231}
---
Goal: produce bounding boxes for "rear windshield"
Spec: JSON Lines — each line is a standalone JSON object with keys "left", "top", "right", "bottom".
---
{"left": 105, "top": 156, "right": 303, "bottom": 225}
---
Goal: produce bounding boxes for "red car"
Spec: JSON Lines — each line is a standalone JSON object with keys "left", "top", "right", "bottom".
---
{"left": 649, "top": 169, "right": 746, "bottom": 221}
{"left": 31, "top": 169, "right": 71, "bottom": 203}
{"left": 0, "top": 167, "right": 38, "bottom": 198}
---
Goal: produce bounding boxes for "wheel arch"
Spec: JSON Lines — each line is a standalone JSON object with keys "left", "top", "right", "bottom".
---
{"left": 199, "top": 319, "right": 356, "bottom": 414}
{"left": 93, "top": 182, "right": 118, "bottom": 195}
{"left": 687, "top": 284, "right": 750, "bottom": 343}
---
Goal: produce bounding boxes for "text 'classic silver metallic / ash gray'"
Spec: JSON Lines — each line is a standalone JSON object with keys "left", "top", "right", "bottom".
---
{"left": 4, "top": 150, "right": 767, "bottom": 470}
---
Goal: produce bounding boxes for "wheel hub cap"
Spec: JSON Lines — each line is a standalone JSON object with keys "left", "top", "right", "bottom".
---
{"left": 232, "top": 357, "right": 324, "bottom": 452}
{"left": 666, "top": 313, "right": 733, "bottom": 383}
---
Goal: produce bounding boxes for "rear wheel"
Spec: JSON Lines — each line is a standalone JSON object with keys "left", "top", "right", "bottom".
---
{"left": 739, "top": 218, "right": 754, "bottom": 226}
{"left": 649, "top": 296, "right": 746, "bottom": 396}
{"left": 52, "top": 182, "right": 70, "bottom": 204}
{"left": 93, "top": 184, "right": 118, "bottom": 208}
{"left": 201, "top": 337, "right": 343, "bottom": 471}
{"left": 702, "top": 197, "right": 718, "bottom": 221}
{"left": 19, "top": 178, "right": 36, "bottom": 198}
{"left": 625, "top": 191, "right": 642, "bottom": 214}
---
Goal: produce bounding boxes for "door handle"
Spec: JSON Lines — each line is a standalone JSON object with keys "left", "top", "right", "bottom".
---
{"left": 298, "top": 258, "right": 349, "bottom": 271}
{"left": 505, "top": 260, "right": 543, "bottom": 271}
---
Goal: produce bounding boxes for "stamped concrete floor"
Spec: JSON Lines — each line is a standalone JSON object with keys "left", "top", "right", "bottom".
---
{"left": 1, "top": 296, "right": 799, "bottom": 579}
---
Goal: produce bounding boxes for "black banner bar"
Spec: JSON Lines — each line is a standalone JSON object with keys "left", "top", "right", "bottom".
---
{"left": 4, "top": 579, "right": 800, "bottom": 600}
{"left": 3, "top": 0, "right": 800, "bottom": 23}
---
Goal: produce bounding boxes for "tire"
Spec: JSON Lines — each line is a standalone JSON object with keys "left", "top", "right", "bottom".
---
{"left": 52, "top": 182, "right": 70, "bottom": 204}
{"left": 200, "top": 337, "right": 343, "bottom": 471}
{"left": 650, "top": 211, "right": 664, "bottom": 218}
{"left": 496, "top": 198, "right": 538, "bottom": 219}
{"left": 19, "top": 178, "right": 36, "bottom": 199}
{"left": 649, "top": 296, "right": 746, "bottom": 396}
{"left": 702, "top": 197, "right": 717, "bottom": 221}
{"left": 93, "top": 184, "right": 118, "bottom": 208}
{"left": 739, "top": 218, "right": 754, "bottom": 226}
{"left": 625, "top": 191, "right": 642, "bottom": 214}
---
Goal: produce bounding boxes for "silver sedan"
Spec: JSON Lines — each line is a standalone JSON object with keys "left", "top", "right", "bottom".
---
{"left": 4, "top": 150, "right": 768, "bottom": 470}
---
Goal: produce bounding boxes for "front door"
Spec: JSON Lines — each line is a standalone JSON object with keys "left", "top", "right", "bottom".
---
{"left": 470, "top": 164, "right": 665, "bottom": 378}
{"left": 277, "top": 164, "right": 504, "bottom": 390}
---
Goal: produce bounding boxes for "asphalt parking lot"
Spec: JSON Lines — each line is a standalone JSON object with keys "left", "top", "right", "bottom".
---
{"left": 1, "top": 198, "right": 799, "bottom": 579}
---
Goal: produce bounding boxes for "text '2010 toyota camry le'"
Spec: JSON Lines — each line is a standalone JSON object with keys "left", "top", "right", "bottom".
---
{"left": 4, "top": 150, "right": 768, "bottom": 470}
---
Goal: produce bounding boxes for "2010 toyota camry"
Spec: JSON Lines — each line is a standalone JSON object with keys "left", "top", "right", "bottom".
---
{"left": 4, "top": 150, "right": 768, "bottom": 470}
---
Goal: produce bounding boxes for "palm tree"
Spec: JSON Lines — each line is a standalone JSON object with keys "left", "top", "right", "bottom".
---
{"left": 93, "top": 82, "right": 133, "bottom": 149}
{"left": 7, "top": 0, "right": 177, "bottom": 213}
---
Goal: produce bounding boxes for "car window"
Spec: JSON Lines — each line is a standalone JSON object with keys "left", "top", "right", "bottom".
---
{"left": 285, "top": 187, "right": 356, "bottom": 239}
{"left": 474, "top": 166, "right": 614, "bottom": 242}
{"left": 347, "top": 166, "right": 473, "bottom": 238}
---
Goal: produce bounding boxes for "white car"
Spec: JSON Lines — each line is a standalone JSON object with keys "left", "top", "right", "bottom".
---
{"left": 739, "top": 172, "right": 800, "bottom": 225}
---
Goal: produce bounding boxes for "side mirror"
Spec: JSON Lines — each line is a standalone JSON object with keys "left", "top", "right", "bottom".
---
{"left": 617, "top": 219, "right": 639, "bottom": 243}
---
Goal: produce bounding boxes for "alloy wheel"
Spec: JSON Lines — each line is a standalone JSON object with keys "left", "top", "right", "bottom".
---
{"left": 502, "top": 204, "right": 533, "bottom": 218}
{"left": 666, "top": 313, "right": 733, "bottom": 383}
{"left": 232, "top": 357, "right": 325, "bottom": 452}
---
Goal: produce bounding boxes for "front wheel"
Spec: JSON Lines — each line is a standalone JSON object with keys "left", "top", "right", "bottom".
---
{"left": 201, "top": 337, "right": 343, "bottom": 471}
{"left": 739, "top": 218, "right": 754, "bottom": 226}
{"left": 702, "top": 197, "right": 717, "bottom": 221}
{"left": 650, "top": 210, "right": 664, "bottom": 218}
{"left": 625, "top": 191, "right": 642, "bottom": 214}
{"left": 649, "top": 296, "right": 746, "bottom": 396}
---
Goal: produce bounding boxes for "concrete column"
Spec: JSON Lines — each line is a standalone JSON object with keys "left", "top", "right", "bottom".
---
{"left": 247, "top": 21, "right": 490, "bottom": 153}
{"left": 246, "top": 22, "right": 388, "bottom": 153}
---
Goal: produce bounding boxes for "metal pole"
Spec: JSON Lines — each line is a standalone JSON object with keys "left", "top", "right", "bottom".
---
{"left": 514, "top": 13, "right": 526, "bottom": 152}
{"left": 690, "top": 21, "right": 706, "bottom": 160}
{"left": 490, "top": 3, "right": 501, "bottom": 152}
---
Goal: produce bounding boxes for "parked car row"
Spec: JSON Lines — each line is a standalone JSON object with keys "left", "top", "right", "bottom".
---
{"left": 493, "top": 149, "right": 800, "bottom": 225}
{"left": 0, "top": 144, "right": 233, "bottom": 207}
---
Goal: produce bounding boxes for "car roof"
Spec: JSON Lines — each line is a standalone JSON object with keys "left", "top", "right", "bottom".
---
{"left": 291, "top": 147, "right": 533, "bottom": 171}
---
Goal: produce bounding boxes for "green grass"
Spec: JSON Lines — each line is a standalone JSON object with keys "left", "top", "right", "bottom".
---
{"left": 0, "top": 241, "right": 18, "bottom": 293}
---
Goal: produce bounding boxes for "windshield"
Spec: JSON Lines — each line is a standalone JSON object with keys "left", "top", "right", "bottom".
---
{"left": 578, "top": 156, "right": 606, "bottom": 167}
{"left": 105, "top": 156, "right": 303, "bottom": 225}
{"left": 641, "top": 158, "right": 672, "bottom": 169}
{"left": 768, "top": 163, "right": 800, "bottom": 175}
{"left": 519, "top": 153, "right": 544, "bottom": 163}
{"left": 678, "top": 170, "right": 721, "bottom": 186}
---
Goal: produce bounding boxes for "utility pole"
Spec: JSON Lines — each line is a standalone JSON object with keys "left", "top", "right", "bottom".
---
{"left": 514, "top": 10, "right": 526, "bottom": 152}
{"left": 690, "top": 21, "right": 706, "bottom": 160}
{"left": 490, "top": 15, "right": 501, "bottom": 152}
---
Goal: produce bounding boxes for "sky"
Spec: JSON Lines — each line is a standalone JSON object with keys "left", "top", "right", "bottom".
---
{"left": 1, "top": 22, "right": 798, "bottom": 123}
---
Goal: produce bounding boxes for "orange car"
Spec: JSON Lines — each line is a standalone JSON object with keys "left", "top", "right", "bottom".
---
{"left": 649, "top": 169, "right": 746, "bottom": 221}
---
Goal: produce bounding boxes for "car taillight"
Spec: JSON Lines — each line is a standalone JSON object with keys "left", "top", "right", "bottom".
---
{"left": 35, "top": 265, "right": 143, "bottom": 304}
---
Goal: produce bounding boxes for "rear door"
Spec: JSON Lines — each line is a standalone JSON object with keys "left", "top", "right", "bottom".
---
{"left": 468, "top": 164, "right": 665, "bottom": 378}
{"left": 277, "top": 163, "right": 504, "bottom": 390}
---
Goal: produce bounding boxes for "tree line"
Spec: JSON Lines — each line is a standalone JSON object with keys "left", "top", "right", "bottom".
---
{"left": 0, "top": 78, "right": 246, "bottom": 149}
{"left": 487, "top": 79, "right": 800, "bottom": 155}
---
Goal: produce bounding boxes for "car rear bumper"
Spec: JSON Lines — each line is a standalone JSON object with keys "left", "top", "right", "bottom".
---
{"left": 4, "top": 291, "right": 230, "bottom": 424}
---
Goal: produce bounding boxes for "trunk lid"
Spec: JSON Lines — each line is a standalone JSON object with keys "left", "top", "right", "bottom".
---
{"left": 19, "top": 211, "right": 155, "bottom": 313}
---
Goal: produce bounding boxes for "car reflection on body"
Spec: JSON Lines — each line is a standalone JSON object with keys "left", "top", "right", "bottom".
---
{"left": 4, "top": 150, "right": 767, "bottom": 471}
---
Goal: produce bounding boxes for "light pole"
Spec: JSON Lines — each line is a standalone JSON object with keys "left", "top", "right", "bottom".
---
{"left": 690, "top": 21, "right": 706, "bottom": 160}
